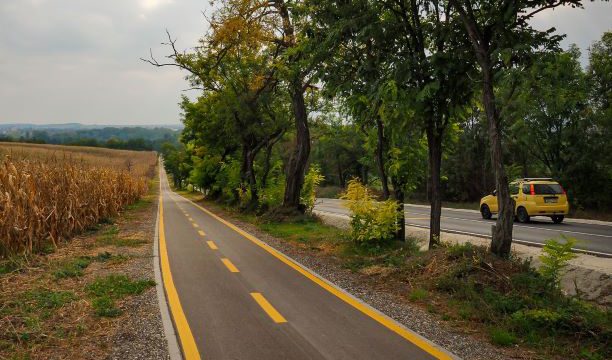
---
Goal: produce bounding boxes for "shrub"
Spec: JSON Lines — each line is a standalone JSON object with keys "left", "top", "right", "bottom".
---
{"left": 341, "top": 179, "right": 398, "bottom": 247}
{"left": 300, "top": 165, "right": 325, "bottom": 213}
{"left": 490, "top": 328, "right": 517, "bottom": 346}
{"left": 539, "top": 237, "right": 577, "bottom": 288}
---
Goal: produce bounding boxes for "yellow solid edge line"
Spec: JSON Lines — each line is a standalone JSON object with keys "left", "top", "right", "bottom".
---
{"left": 221, "top": 258, "right": 239, "bottom": 272}
{"left": 250, "top": 292, "right": 287, "bottom": 323}
{"left": 178, "top": 194, "right": 451, "bottom": 360}
{"left": 207, "top": 241, "right": 218, "bottom": 250}
{"left": 159, "top": 196, "right": 202, "bottom": 360}
{"left": 198, "top": 230, "right": 206, "bottom": 237}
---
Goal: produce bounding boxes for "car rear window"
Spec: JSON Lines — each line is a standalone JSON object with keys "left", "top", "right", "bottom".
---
{"left": 533, "top": 184, "right": 563, "bottom": 195}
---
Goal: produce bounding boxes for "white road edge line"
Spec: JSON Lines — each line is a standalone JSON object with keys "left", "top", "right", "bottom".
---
{"left": 316, "top": 199, "right": 612, "bottom": 227}
{"left": 316, "top": 204, "right": 612, "bottom": 238}
{"left": 313, "top": 209, "right": 612, "bottom": 259}
{"left": 154, "top": 175, "right": 183, "bottom": 360}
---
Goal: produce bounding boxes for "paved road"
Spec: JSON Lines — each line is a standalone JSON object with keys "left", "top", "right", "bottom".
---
{"left": 315, "top": 198, "right": 612, "bottom": 256}
{"left": 158, "top": 169, "right": 454, "bottom": 360}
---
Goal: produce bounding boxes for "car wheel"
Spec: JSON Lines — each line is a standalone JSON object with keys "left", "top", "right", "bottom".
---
{"left": 481, "top": 204, "right": 492, "bottom": 219}
{"left": 517, "top": 207, "right": 530, "bottom": 223}
{"left": 551, "top": 215, "right": 564, "bottom": 224}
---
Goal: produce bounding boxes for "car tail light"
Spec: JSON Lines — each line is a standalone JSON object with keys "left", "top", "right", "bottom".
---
{"left": 530, "top": 184, "right": 535, "bottom": 195}
{"left": 559, "top": 184, "right": 566, "bottom": 195}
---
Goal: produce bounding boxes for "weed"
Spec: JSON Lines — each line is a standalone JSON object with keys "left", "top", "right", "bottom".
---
{"left": 86, "top": 274, "right": 155, "bottom": 317}
{"left": 91, "top": 296, "right": 121, "bottom": 317}
{"left": 96, "top": 226, "right": 147, "bottom": 247}
{"left": 539, "top": 237, "right": 577, "bottom": 288}
{"left": 490, "top": 328, "right": 517, "bottom": 346}
{"left": 53, "top": 257, "right": 92, "bottom": 279}
{"left": 25, "top": 289, "right": 75, "bottom": 310}
{"left": 409, "top": 288, "right": 428, "bottom": 301}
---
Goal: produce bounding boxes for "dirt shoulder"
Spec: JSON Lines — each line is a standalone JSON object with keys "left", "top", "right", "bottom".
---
{"left": 0, "top": 180, "right": 168, "bottom": 360}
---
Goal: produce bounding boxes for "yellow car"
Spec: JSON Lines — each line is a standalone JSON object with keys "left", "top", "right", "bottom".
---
{"left": 480, "top": 178, "right": 569, "bottom": 223}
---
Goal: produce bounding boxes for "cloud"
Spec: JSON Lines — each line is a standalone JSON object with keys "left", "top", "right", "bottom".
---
{"left": 0, "top": 1, "right": 609, "bottom": 125}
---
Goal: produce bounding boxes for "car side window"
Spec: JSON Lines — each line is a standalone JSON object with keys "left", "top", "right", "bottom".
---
{"left": 509, "top": 184, "right": 519, "bottom": 195}
{"left": 522, "top": 184, "right": 530, "bottom": 194}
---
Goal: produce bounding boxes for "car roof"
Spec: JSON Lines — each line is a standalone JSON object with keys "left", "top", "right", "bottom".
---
{"left": 512, "top": 178, "right": 559, "bottom": 184}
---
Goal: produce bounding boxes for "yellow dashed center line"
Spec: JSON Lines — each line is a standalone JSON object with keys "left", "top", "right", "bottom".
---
{"left": 192, "top": 223, "right": 199, "bottom": 228}
{"left": 221, "top": 258, "right": 239, "bottom": 272}
{"left": 207, "top": 241, "right": 218, "bottom": 250}
{"left": 198, "top": 230, "right": 206, "bottom": 237}
{"left": 250, "top": 293, "right": 287, "bottom": 323}
{"left": 188, "top": 217, "right": 194, "bottom": 221}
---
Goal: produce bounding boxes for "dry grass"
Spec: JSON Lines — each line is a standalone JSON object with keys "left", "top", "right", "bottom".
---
{"left": 0, "top": 142, "right": 157, "bottom": 257}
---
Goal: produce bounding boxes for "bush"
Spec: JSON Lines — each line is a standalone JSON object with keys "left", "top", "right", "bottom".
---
{"left": 301, "top": 165, "right": 325, "bottom": 213}
{"left": 490, "top": 328, "right": 517, "bottom": 346}
{"left": 539, "top": 237, "right": 577, "bottom": 288}
{"left": 341, "top": 179, "right": 398, "bottom": 247}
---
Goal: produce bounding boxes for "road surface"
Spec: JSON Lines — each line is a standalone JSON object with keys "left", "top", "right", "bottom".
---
{"left": 315, "top": 198, "right": 612, "bottom": 256}
{"left": 158, "top": 169, "right": 454, "bottom": 360}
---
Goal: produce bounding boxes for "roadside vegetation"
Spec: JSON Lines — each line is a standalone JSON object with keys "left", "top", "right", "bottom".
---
{"left": 0, "top": 143, "right": 157, "bottom": 257}
{"left": 0, "top": 144, "right": 160, "bottom": 359}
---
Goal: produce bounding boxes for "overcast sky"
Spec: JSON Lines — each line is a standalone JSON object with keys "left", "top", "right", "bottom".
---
{"left": 0, "top": 1, "right": 610, "bottom": 126}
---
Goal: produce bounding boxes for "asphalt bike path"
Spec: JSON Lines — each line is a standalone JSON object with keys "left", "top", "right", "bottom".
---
{"left": 158, "top": 168, "right": 454, "bottom": 359}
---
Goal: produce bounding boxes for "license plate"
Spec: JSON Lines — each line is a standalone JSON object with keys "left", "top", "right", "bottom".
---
{"left": 545, "top": 198, "right": 558, "bottom": 203}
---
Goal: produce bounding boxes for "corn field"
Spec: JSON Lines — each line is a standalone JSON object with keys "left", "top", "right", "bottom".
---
{"left": 0, "top": 143, "right": 157, "bottom": 257}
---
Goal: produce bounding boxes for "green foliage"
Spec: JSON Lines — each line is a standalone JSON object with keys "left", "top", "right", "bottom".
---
{"left": 300, "top": 165, "right": 324, "bottom": 213}
{"left": 25, "top": 289, "right": 76, "bottom": 310}
{"left": 489, "top": 328, "right": 517, "bottom": 347}
{"left": 341, "top": 179, "right": 398, "bottom": 247}
{"left": 408, "top": 288, "right": 428, "bottom": 301}
{"left": 539, "top": 237, "right": 577, "bottom": 288}
{"left": 53, "top": 257, "right": 92, "bottom": 279}
{"left": 86, "top": 274, "right": 155, "bottom": 317}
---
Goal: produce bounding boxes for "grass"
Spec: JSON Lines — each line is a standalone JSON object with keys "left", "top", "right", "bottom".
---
{"left": 86, "top": 274, "right": 155, "bottom": 317}
{"left": 95, "top": 226, "right": 147, "bottom": 247}
{"left": 408, "top": 288, "right": 428, "bottom": 301}
{"left": 490, "top": 328, "right": 517, "bottom": 346}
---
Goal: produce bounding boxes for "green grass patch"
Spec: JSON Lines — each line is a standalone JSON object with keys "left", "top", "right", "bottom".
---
{"left": 95, "top": 226, "right": 147, "bottom": 247}
{"left": 24, "top": 289, "right": 76, "bottom": 310}
{"left": 86, "top": 274, "right": 155, "bottom": 317}
{"left": 53, "top": 257, "right": 92, "bottom": 279}
{"left": 258, "top": 218, "right": 344, "bottom": 246}
{"left": 408, "top": 288, "right": 428, "bottom": 301}
{"left": 490, "top": 328, "right": 517, "bottom": 347}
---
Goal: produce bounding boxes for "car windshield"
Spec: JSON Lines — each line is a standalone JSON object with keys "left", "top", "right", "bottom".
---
{"left": 533, "top": 184, "right": 563, "bottom": 195}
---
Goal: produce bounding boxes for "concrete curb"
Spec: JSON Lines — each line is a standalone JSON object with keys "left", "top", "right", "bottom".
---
{"left": 153, "top": 196, "right": 183, "bottom": 360}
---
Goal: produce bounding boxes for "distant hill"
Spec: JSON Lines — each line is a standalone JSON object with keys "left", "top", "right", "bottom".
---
{"left": 0, "top": 123, "right": 182, "bottom": 151}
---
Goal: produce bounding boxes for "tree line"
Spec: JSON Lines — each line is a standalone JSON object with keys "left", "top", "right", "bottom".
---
{"left": 0, "top": 127, "right": 180, "bottom": 151}
{"left": 152, "top": 0, "right": 610, "bottom": 258}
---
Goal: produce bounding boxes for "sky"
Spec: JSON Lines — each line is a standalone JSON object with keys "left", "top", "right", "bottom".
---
{"left": 0, "top": 1, "right": 610, "bottom": 126}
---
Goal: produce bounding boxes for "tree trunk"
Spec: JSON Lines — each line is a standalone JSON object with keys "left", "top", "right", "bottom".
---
{"left": 427, "top": 128, "right": 442, "bottom": 249}
{"left": 261, "top": 141, "right": 274, "bottom": 188}
{"left": 283, "top": 88, "right": 311, "bottom": 210}
{"left": 246, "top": 149, "right": 259, "bottom": 207}
{"left": 482, "top": 64, "right": 514, "bottom": 258}
{"left": 375, "top": 117, "right": 390, "bottom": 200}
{"left": 392, "top": 179, "right": 405, "bottom": 242}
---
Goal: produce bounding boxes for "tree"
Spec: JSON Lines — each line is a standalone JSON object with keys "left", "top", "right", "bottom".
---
{"left": 449, "top": 0, "right": 581, "bottom": 257}
{"left": 311, "top": 0, "right": 476, "bottom": 247}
